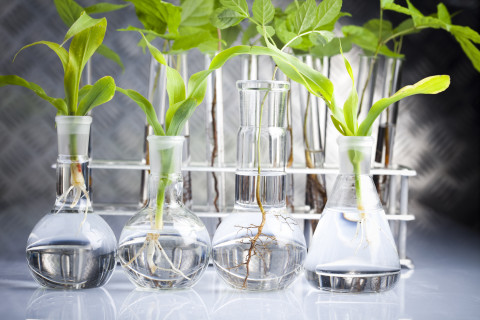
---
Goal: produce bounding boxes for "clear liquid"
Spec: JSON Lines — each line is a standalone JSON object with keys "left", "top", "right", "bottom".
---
{"left": 118, "top": 234, "right": 209, "bottom": 289}
{"left": 305, "top": 268, "right": 400, "bottom": 293}
{"left": 305, "top": 207, "right": 401, "bottom": 293}
{"left": 235, "top": 172, "right": 286, "bottom": 209}
{"left": 26, "top": 241, "right": 116, "bottom": 289}
{"left": 213, "top": 212, "right": 307, "bottom": 291}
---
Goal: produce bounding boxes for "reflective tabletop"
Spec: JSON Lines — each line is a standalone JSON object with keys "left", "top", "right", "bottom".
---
{"left": 1, "top": 216, "right": 479, "bottom": 320}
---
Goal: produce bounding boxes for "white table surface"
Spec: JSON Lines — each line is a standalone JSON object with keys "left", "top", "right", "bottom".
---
{"left": 1, "top": 216, "right": 479, "bottom": 320}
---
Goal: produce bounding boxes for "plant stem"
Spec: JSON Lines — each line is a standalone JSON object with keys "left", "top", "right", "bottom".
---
{"left": 155, "top": 178, "right": 167, "bottom": 229}
{"left": 351, "top": 151, "right": 364, "bottom": 211}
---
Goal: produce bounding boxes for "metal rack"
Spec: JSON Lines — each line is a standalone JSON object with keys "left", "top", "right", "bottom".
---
{"left": 90, "top": 160, "right": 416, "bottom": 269}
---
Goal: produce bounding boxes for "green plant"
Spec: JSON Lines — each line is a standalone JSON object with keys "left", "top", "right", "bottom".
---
{"left": 334, "top": 47, "right": 450, "bottom": 210}
{"left": 0, "top": 13, "right": 116, "bottom": 216}
{"left": 53, "top": 0, "right": 128, "bottom": 70}
{"left": 343, "top": 0, "right": 480, "bottom": 111}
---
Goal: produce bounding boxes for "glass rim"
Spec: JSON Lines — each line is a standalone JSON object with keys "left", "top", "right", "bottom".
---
{"left": 55, "top": 115, "right": 92, "bottom": 125}
{"left": 147, "top": 135, "right": 185, "bottom": 148}
{"left": 337, "top": 135, "right": 374, "bottom": 146}
{"left": 236, "top": 80, "right": 290, "bottom": 91}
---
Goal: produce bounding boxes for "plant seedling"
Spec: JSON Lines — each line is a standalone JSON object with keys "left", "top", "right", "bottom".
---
{"left": 0, "top": 13, "right": 116, "bottom": 220}
{"left": 331, "top": 44, "right": 450, "bottom": 246}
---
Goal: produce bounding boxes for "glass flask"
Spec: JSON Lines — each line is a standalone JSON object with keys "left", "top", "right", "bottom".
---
{"left": 118, "top": 136, "right": 211, "bottom": 289}
{"left": 26, "top": 116, "right": 117, "bottom": 289}
{"left": 212, "top": 80, "right": 307, "bottom": 291}
{"left": 305, "top": 136, "right": 401, "bottom": 293}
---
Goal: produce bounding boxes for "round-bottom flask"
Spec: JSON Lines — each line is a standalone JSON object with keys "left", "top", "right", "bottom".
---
{"left": 305, "top": 136, "right": 401, "bottom": 293}
{"left": 118, "top": 136, "right": 211, "bottom": 289}
{"left": 212, "top": 81, "right": 307, "bottom": 291}
{"left": 26, "top": 116, "right": 117, "bottom": 289}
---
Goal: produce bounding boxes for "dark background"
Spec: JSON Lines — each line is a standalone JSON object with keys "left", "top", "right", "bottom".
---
{"left": 0, "top": 0, "right": 479, "bottom": 261}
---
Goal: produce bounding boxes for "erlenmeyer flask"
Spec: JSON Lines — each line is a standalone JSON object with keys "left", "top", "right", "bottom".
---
{"left": 305, "top": 136, "right": 401, "bottom": 293}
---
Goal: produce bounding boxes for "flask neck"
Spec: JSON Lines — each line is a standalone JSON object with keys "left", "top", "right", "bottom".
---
{"left": 146, "top": 135, "right": 185, "bottom": 208}
{"left": 53, "top": 116, "right": 92, "bottom": 213}
{"left": 337, "top": 136, "right": 374, "bottom": 175}
{"left": 147, "top": 174, "right": 183, "bottom": 208}
{"left": 234, "top": 81, "right": 290, "bottom": 210}
{"left": 236, "top": 80, "right": 289, "bottom": 171}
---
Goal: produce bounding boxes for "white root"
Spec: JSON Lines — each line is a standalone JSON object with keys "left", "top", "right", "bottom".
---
{"left": 154, "top": 240, "right": 191, "bottom": 280}
{"left": 122, "top": 232, "right": 191, "bottom": 281}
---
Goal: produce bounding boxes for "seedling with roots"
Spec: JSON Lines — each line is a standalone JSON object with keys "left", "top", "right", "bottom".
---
{"left": 0, "top": 13, "right": 116, "bottom": 225}
{"left": 330, "top": 46, "right": 450, "bottom": 248}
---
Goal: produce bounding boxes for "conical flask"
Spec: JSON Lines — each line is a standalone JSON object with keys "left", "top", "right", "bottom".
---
{"left": 305, "top": 136, "right": 401, "bottom": 293}
{"left": 212, "top": 80, "right": 307, "bottom": 291}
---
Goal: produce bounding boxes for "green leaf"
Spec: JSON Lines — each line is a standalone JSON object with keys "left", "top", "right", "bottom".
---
{"left": 383, "top": 3, "right": 414, "bottom": 16}
{"left": 364, "top": 19, "right": 393, "bottom": 42}
{"left": 276, "top": 20, "right": 303, "bottom": 48}
{"left": 166, "top": 99, "right": 198, "bottom": 135}
{"left": 392, "top": 18, "right": 418, "bottom": 35}
{"left": 341, "top": 49, "right": 358, "bottom": 134}
{"left": 54, "top": 0, "right": 84, "bottom": 26}
{"left": 116, "top": 87, "right": 165, "bottom": 136}
{"left": 63, "top": 12, "right": 106, "bottom": 44}
{"left": 14, "top": 41, "right": 68, "bottom": 72}
{"left": 308, "top": 30, "right": 335, "bottom": 46}
{"left": 290, "top": 0, "right": 316, "bottom": 34}
{"left": 242, "top": 21, "right": 259, "bottom": 45}
{"left": 406, "top": 0, "right": 448, "bottom": 30}
{"left": 78, "top": 84, "right": 92, "bottom": 102}
{"left": 180, "top": 0, "right": 214, "bottom": 27}
{"left": 211, "top": 7, "right": 245, "bottom": 29}
{"left": 0, "top": 75, "right": 68, "bottom": 114}
{"left": 171, "top": 26, "right": 219, "bottom": 53}
{"left": 221, "top": 24, "right": 242, "bottom": 48}
{"left": 252, "top": 0, "right": 275, "bottom": 25}
{"left": 76, "top": 76, "right": 115, "bottom": 116}
{"left": 256, "top": 25, "right": 275, "bottom": 38}
{"left": 357, "top": 75, "right": 451, "bottom": 136}
{"left": 311, "top": 37, "right": 352, "bottom": 57}
{"left": 342, "top": 25, "right": 403, "bottom": 58}
{"left": 220, "top": 0, "right": 250, "bottom": 18}
{"left": 64, "top": 13, "right": 107, "bottom": 114}
{"left": 455, "top": 35, "right": 480, "bottom": 72}
{"left": 451, "top": 25, "right": 480, "bottom": 44}
{"left": 140, "top": 33, "right": 186, "bottom": 117}
{"left": 314, "top": 0, "right": 342, "bottom": 30}
{"left": 380, "top": 0, "right": 394, "bottom": 8}
{"left": 437, "top": 3, "right": 451, "bottom": 25}
{"left": 330, "top": 115, "right": 347, "bottom": 135}
{"left": 186, "top": 45, "right": 334, "bottom": 110}
{"left": 127, "top": 0, "right": 182, "bottom": 36}
{"left": 85, "top": 3, "right": 129, "bottom": 15}
{"left": 96, "top": 44, "right": 124, "bottom": 70}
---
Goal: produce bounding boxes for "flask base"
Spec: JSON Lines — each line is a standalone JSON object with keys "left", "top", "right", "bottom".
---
{"left": 305, "top": 269, "right": 400, "bottom": 293}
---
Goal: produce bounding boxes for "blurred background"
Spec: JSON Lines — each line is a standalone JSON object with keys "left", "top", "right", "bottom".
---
{"left": 0, "top": 0, "right": 479, "bottom": 260}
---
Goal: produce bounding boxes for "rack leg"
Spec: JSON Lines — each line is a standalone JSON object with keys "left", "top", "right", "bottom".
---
{"left": 399, "top": 176, "right": 408, "bottom": 261}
